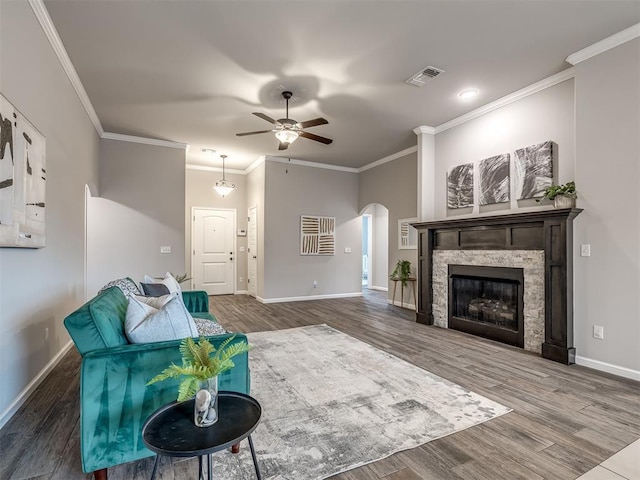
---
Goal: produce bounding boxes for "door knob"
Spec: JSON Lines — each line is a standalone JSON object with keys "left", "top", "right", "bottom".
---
{"left": 253, "top": 255, "right": 257, "bottom": 259}
{"left": 230, "top": 257, "right": 233, "bottom": 261}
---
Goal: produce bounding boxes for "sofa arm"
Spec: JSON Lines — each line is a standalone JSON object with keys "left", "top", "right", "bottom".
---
{"left": 79, "top": 333, "right": 250, "bottom": 473}
{"left": 182, "top": 290, "right": 209, "bottom": 313}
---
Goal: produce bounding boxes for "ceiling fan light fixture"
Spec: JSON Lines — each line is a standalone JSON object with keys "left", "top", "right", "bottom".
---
{"left": 214, "top": 154, "right": 235, "bottom": 197}
{"left": 275, "top": 129, "right": 299, "bottom": 144}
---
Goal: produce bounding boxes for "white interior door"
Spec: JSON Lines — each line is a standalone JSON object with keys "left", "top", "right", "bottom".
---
{"left": 247, "top": 206, "right": 257, "bottom": 298}
{"left": 192, "top": 208, "right": 235, "bottom": 295}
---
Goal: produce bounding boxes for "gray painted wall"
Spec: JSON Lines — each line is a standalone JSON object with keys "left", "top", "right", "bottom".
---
{"left": 574, "top": 39, "right": 640, "bottom": 372}
{"left": 185, "top": 168, "right": 247, "bottom": 291}
{"left": 0, "top": 2, "right": 100, "bottom": 423}
{"left": 359, "top": 152, "right": 418, "bottom": 305}
{"left": 434, "top": 79, "right": 575, "bottom": 219}
{"left": 263, "top": 161, "right": 361, "bottom": 300}
{"left": 86, "top": 139, "right": 185, "bottom": 296}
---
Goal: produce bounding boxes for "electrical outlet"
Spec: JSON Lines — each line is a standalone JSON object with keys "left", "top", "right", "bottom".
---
{"left": 313, "top": 280, "right": 318, "bottom": 288}
{"left": 580, "top": 244, "right": 591, "bottom": 257}
{"left": 45, "top": 327, "right": 49, "bottom": 342}
{"left": 593, "top": 325, "right": 604, "bottom": 340}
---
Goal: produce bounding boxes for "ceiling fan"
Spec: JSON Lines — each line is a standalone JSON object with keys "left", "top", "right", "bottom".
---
{"left": 236, "top": 91, "right": 333, "bottom": 151}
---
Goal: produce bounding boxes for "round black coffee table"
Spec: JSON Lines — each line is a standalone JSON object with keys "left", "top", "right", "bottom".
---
{"left": 142, "top": 391, "right": 262, "bottom": 480}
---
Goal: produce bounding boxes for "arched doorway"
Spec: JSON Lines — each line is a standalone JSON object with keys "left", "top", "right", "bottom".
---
{"left": 360, "top": 203, "right": 389, "bottom": 291}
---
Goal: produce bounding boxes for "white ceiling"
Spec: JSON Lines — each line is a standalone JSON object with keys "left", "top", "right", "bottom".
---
{"left": 43, "top": 0, "right": 640, "bottom": 170}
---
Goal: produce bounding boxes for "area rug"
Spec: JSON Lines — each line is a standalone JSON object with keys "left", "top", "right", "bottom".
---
{"left": 209, "top": 324, "right": 511, "bottom": 479}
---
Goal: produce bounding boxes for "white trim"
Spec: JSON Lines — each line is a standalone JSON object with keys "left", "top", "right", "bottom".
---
{"left": 28, "top": 0, "right": 104, "bottom": 136}
{"left": 368, "top": 286, "right": 389, "bottom": 292}
{"left": 434, "top": 68, "right": 575, "bottom": 134}
{"left": 387, "top": 298, "right": 416, "bottom": 310}
{"left": 266, "top": 156, "right": 359, "bottom": 173}
{"left": 575, "top": 355, "right": 640, "bottom": 382}
{"left": 358, "top": 146, "right": 419, "bottom": 173}
{"left": 244, "top": 156, "right": 266, "bottom": 175}
{"left": 101, "top": 132, "right": 188, "bottom": 150}
{"left": 566, "top": 23, "right": 640, "bottom": 65}
{"left": 413, "top": 126, "right": 436, "bottom": 135}
{"left": 0, "top": 341, "right": 74, "bottom": 431}
{"left": 257, "top": 292, "right": 363, "bottom": 304}
{"left": 235, "top": 290, "right": 249, "bottom": 295}
{"left": 186, "top": 164, "right": 245, "bottom": 175}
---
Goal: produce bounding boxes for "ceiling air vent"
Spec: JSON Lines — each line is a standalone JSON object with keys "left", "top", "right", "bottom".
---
{"left": 405, "top": 66, "right": 445, "bottom": 87}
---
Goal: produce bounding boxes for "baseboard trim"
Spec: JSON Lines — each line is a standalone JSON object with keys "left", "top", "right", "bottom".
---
{"left": 235, "top": 290, "right": 248, "bottom": 295}
{"left": 575, "top": 355, "right": 640, "bottom": 382}
{"left": 0, "top": 340, "right": 74, "bottom": 431}
{"left": 368, "top": 286, "right": 389, "bottom": 292}
{"left": 257, "top": 292, "right": 363, "bottom": 304}
{"left": 387, "top": 298, "right": 417, "bottom": 311}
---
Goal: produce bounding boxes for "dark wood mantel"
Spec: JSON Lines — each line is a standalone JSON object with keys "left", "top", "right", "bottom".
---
{"left": 412, "top": 208, "right": 582, "bottom": 364}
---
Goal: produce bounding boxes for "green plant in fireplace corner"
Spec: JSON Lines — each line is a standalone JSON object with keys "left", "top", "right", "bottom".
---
{"left": 390, "top": 259, "right": 413, "bottom": 286}
{"left": 147, "top": 335, "right": 251, "bottom": 401}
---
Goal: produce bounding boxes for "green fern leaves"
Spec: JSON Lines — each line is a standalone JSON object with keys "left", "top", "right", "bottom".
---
{"left": 147, "top": 335, "right": 251, "bottom": 401}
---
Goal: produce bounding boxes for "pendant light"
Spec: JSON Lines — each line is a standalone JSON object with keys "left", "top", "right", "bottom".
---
{"left": 214, "top": 154, "right": 235, "bottom": 197}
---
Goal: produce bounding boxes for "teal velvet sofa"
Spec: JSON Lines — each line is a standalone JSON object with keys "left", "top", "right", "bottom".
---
{"left": 64, "top": 286, "right": 250, "bottom": 478}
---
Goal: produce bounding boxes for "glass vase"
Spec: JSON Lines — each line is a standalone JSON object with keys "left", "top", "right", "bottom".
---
{"left": 193, "top": 376, "right": 219, "bottom": 427}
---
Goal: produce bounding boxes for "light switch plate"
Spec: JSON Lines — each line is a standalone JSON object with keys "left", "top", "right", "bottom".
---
{"left": 580, "top": 244, "right": 591, "bottom": 257}
{"left": 344, "top": 247, "right": 352, "bottom": 253}
{"left": 160, "top": 246, "right": 171, "bottom": 254}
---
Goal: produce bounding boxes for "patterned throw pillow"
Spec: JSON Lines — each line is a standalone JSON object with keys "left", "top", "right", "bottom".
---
{"left": 140, "top": 283, "right": 171, "bottom": 297}
{"left": 193, "top": 318, "right": 227, "bottom": 336}
{"left": 99, "top": 277, "right": 141, "bottom": 297}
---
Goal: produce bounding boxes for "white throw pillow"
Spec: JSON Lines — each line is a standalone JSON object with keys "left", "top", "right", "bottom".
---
{"left": 142, "top": 272, "right": 182, "bottom": 294}
{"left": 125, "top": 294, "right": 198, "bottom": 344}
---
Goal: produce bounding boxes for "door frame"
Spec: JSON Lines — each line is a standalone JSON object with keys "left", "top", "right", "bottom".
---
{"left": 247, "top": 205, "right": 257, "bottom": 298}
{"left": 191, "top": 206, "right": 237, "bottom": 294}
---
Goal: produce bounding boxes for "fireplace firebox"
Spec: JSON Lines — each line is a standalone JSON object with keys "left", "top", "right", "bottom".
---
{"left": 448, "top": 265, "right": 524, "bottom": 348}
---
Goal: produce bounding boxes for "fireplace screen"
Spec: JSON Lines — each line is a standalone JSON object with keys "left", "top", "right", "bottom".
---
{"left": 448, "top": 265, "right": 524, "bottom": 347}
{"left": 451, "top": 277, "right": 518, "bottom": 331}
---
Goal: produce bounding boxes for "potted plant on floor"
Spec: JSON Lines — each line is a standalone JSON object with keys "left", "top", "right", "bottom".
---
{"left": 537, "top": 181, "right": 577, "bottom": 208}
{"left": 147, "top": 335, "right": 251, "bottom": 426}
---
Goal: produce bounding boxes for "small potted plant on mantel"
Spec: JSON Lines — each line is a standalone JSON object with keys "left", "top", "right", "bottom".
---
{"left": 537, "top": 181, "right": 577, "bottom": 209}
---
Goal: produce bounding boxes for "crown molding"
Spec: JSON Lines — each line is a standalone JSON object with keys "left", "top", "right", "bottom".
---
{"left": 266, "top": 156, "right": 359, "bottom": 173}
{"left": 358, "top": 146, "right": 418, "bottom": 173}
{"left": 244, "top": 156, "right": 266, "bottom": 174}
{"left": 101, "top": 132, "right": 188, "bottom": 149}
{"left": 186, "top": 164, "right": 245, "bottom": 175}
{"left": 413, "top": 126, "right": 436, "bottom": 135}
{"left": 566, "top": 23, "right": 640, "bottom": 65}
{"left": 28, "top": 0, "right": 104, "bottom": 136}
{"left": 434, "top": 67, "right": 575, "bottom": 134}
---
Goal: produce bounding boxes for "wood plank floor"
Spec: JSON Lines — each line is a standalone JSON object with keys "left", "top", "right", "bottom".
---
{"left": 1, "top": 290, "right": 638, "bottom": 480}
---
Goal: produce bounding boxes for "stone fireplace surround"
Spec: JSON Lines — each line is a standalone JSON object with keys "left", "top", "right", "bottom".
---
{"left": 413, "top": 209, "right": 582, "bottom": 364}
{"left": 432, "top": 250, "right": 545, "bottom": 353}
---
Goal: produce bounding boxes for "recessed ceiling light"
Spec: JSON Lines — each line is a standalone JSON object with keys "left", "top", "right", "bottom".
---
{"left": 202, "top": 148, "right": 216, "bottom": 155}
{"left": 458, "top": 88, "right": 479, "bottom": 100}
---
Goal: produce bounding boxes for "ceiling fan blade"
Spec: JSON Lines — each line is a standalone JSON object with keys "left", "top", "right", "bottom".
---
{"left": 252, "top": 112, "right": 278, "bottom": 124}
{"left": 235, "top": 130, "right": 273, "bottom": 137}
{"left": 278, "top": 141, "right": 289, "bottom": 151}
{"left": 299, "top": 117, "right": 328, "bottom": 129}
{"left": 300, "top": 131, "right": 333, "bottom": 145}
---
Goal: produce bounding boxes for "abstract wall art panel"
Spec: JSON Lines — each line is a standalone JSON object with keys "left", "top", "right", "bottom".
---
{"left": 301, "top": 215, "right": 335, "bottom": 255}
{"left": 447, "top": 163, "right": 474, "bottom": 208}
{"left": 514, "top": 141, "right": 553, "bottom": 200}
{"left": 479, "top": 154, "right": 510, "bottom": 205}
{"left": 0, "top": 94, "right": 46, "bottom": 248}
